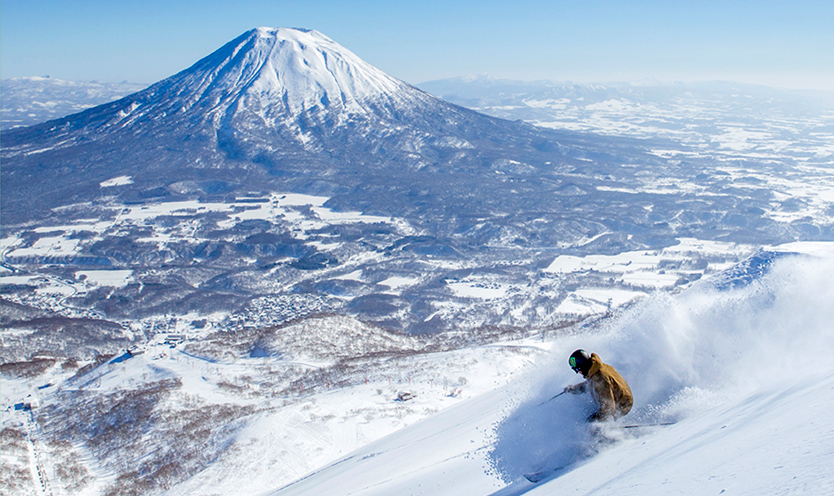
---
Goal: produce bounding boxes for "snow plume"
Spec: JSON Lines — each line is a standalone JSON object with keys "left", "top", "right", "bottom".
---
{"left": 489, "top": 252, "right": 834, "bottom": 480}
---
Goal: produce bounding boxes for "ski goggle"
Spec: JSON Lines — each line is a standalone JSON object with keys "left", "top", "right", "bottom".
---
{"left": 569, "top": 356, "right": 580, "bottom": 372}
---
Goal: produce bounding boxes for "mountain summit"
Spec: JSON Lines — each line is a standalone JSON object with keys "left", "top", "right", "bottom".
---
{"left": 150, "top": 27, "right": 434, "bottom": 135}
{"left": 3, "top": 28, "right": 432, "bottom": 152}
{"left": 192, "top": 27, "right": 421, "bottom": 116}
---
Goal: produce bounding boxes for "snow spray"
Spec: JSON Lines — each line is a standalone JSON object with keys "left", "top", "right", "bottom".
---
{"left": 488, "top": 252, "right": 834, "bottom": 482}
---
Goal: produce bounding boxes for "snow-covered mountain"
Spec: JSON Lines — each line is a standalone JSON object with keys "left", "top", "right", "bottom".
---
{"left": 3, "top": 27, "right": 634, "bottom": 230}
{"left": 180, "top": 27, "right": 426, "bottom": 124}
{"left": 3, "top": 28, "right": 436, "bottom": 151}
{"left": 0, "top": 27, "right": 673, "bottom": 339}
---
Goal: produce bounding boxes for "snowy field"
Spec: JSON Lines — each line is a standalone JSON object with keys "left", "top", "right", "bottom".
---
{"left": 0, "top": 192, "right": 400, "bottom": 259}
{"left": 1, "top": 188, "right": 759, "bottom": 338}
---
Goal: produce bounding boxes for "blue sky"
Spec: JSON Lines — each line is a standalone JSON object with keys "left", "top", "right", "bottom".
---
{"left": 2, "top": 0, "right": 832, "bottom": 90}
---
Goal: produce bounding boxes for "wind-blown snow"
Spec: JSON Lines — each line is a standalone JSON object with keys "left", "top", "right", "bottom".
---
{"left": 270, "top": 245, "right": 834, "bottom": 495}
{"left": 493, "top": 248, "right": 834, "bottom": 480}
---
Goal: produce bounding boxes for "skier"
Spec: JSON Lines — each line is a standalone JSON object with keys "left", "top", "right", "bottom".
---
{"left": 564, "top": 349, "right": 633, "bottom": 421}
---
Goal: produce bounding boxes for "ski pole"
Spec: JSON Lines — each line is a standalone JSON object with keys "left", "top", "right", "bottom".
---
{"left": 537, "top": 389, "right": 566, "bottom": 407}
{"left": 616, "top": 422, "right": 676, "bottom": 429}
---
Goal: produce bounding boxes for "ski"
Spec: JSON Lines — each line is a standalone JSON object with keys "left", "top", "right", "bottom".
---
{"left": 524, "top": 469, "right": 556, "bottom": 483}
{"left": 523, "top": 463, "right": 570, "bottom": 483}
{"left": 524, "top": 422, "right": 676, "bottom": 483}
{"left": 616, "top": 421, "right": 676, "bottom": 429}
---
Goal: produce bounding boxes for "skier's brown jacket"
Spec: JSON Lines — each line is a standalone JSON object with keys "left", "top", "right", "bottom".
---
{"left": 577, "top": 353, "right": 633, "bottom": 420}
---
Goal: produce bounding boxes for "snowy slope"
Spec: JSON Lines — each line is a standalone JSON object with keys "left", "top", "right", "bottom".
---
{"left": 519, "top": 375, "right": 834, "bottom": 495}
{"left": 204, "top": 27, "right": 417, "bottom": 116}
{"left": 267, "top": 243, "right": 834, "bottom": 495}
{"left": 0, "top": 314, "right": 550, "bottom": 495}
{"left": 153, "top": 27, "right": 431, "bottom": 133}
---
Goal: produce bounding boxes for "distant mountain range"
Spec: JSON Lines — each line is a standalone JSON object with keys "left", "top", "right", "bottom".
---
{"left": 418, "top": 75, "right": 834, "bottom": 113}
{"left": 417, "top": 75, "right": 834, "bottom": 144}
{"left": 1, "top": 77, "right": 147, "bottom": 130}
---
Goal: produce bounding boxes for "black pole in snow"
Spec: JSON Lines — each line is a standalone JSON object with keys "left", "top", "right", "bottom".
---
{"left": 537, "top": 389, "right": 566, "bottom": 407}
